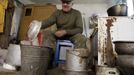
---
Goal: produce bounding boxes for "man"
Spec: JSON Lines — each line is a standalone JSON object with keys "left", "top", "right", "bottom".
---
{"left": 41, "top": 0, "right": 88, "bottom": 51}
{"left": 41, "top": 0, "right": 92, "bottom": 69}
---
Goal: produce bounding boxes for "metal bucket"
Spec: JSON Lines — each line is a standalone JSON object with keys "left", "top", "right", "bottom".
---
{"left": 66, "top": 49, "right": 89, "bottom": 71}
{"left": 21, "top": 45, "right": 50, "bottom": 75}
{"left": 96, "top": 66, "right": 120, "bottom": 75}
{"left": 114, "top": 41, "right": 134, "bottom": 55}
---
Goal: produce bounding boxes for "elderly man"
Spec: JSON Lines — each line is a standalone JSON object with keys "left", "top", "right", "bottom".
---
{"left": 41, "top": 0, "right": 88, "bottom": 51}
{"left": 41, "top": 0, "right": 92, "bottom": 69}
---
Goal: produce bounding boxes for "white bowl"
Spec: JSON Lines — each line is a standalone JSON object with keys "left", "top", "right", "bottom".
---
{"left": 27, "top": 20, "right": 41, "bottom": 41}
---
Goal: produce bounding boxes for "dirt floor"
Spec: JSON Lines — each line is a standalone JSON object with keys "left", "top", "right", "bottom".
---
{"left": 0, "top": 49, "right": 96, "bottom": 75}
{"left": 0, "top": 66, "right": 20, "bottom": 75}
{"left": 0, "top": 66, "right": 96, "bottom": 75}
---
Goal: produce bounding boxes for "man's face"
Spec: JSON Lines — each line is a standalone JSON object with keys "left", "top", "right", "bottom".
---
{"left": 62, "top": 1, "right": 73, "bottom": 12}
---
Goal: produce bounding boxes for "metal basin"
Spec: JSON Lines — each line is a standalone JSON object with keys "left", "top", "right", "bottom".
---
{"left": 96, "top": 66, "right": 120, "bottom": 75}
{"left": 116, "top": 55, "right": 134, "bottom": 68}
{"left": 107, "top": 4, "right": 127, "bottom": 16}
{"left": 114, "top": 41, "right": 134, "bottom": 55}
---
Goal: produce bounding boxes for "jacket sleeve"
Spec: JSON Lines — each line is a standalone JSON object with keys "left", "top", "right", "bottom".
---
{"left": 41, "top": 10, "right": 58, "bottom": 29}
{"left": 66, "top": 11, "right": 83, "bottom": 35}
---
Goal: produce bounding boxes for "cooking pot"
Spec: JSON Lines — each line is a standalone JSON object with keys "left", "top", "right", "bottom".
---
{"left": 113, "top": 41, "right": 134, "bottom": 55}
{"left": 107, "top": 4, "right": 128, "bottom": 16}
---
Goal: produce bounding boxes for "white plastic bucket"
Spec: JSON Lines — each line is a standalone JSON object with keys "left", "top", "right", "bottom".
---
{"left": 6, "top": 44, "right": 21, "bottom": 66}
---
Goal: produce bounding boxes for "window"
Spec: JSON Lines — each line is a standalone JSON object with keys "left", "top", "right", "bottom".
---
{"left": 25, "top": 8, "right": 32, "bottom": 16}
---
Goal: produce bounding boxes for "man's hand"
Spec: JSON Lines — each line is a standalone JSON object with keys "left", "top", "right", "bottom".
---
{"left": 55, "top": 30, "right": 67, "bottom": 37}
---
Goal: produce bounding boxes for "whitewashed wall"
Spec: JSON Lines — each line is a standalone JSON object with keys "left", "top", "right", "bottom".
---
{"left": 111, "top": 17, "right": 134, "bottom": 41}
{"left": 98, "top": 17, "right": 134, "bottom": 42}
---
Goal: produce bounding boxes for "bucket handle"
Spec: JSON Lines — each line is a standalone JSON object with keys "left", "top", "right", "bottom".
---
{"left": 106, "top": 70, "right": 117, "bottom": 75}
